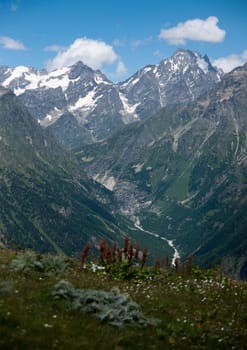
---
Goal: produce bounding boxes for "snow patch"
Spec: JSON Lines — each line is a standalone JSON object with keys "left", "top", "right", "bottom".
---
{"left": 2, "top": 66, "right": 30, "bottom": 86}
{"left": 69, "top": 89, "right": 102, "bottom": 111}
{"left": 40, "top": 74, "right": 70, "bottom": 91}
{"left": 153, "top": 65, "right": 158, "bottom": 75}
{"left": 119, "top": 92, "right": 140, "bottom": 123}
{"left": 47, "top": 66, "right": 70, "bottom": 78}
{"left": 196, "top": 57, "right": 208, "bottom": 74}
{"left": 14, "top": 87, "right": 26, "bottom": 96}
{"left": 130, "top": 77, "right": 139, "bottom": 86}
{"left": 3, "top": 65, "right": 82, "bottom": 95}
{"left": 94, "top": 73, "right": 110, "bottom": 85}
{"left": 170, "top": 61, "right": 179, "bottom": 72}
{"left": 40, "top": 108, "right": 64, "bottom": 126}
{"left": 122, "top": 76, "right": 140, "bottom": 87}
{"left": 143, "top": 67, "right": 152, "bottom": 74}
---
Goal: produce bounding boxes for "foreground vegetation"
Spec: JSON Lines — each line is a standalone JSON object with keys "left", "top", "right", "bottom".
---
{"left": 0, "top": 249, "right": 247, "bottom": 349}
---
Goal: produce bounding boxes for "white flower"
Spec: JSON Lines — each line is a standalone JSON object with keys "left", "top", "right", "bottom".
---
{"left": 44, "top": 323, "right": 53, "bottom": 328}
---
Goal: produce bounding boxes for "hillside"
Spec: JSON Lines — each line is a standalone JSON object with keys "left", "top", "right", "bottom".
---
{"left": 0, "top": 87, "right": 128, "bottom": 254}
{"left": 0, "top": 87, "right": 174, "bottom": 259}
{"left": 77, "top": 64, "right": 247, "bottom": 274}
{"left": 0, "top": 250, "right": 246, "bottom": 349}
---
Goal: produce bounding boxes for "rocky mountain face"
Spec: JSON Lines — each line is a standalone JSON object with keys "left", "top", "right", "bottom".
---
{"left": 77, "top": 64, "right": 247, "bottom": 278}
{"left": 0, "top": 49, "right": 222, "bottom": 148}
{"left": 119, "top": 49, "right": 221, "bottom": 120}
{"left": 0, "top": 87, "right": 133, "bottom": 255}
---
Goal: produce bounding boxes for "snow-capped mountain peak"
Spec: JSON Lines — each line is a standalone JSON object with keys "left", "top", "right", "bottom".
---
{"left": 0, "top": 49, "right": 223, "bottom": 145}
{"left": 118, "top": 49, "right": 222, "bottom": 119}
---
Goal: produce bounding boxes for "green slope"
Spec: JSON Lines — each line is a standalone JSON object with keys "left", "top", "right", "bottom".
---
{"left": 77, "top": 65, "right": 247, "bottom": 270}
{"left": 0, "top": 88, "right": 133, "bottom": 255}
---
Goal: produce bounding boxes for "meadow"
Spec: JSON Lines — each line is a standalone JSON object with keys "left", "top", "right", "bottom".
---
{"left": 0, "top": 247, "right": 246, "bottom": 349}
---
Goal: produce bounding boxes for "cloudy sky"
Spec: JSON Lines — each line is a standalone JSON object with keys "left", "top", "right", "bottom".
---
{"left": 0, "top": 0, "right": 246, "bottom": 81}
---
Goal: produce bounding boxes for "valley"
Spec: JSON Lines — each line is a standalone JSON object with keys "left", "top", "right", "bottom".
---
{"left": 77, "top": 63, "right": 247, "bottom": 277}
{"left": 0, "top": 50, "right": 247, "bottom": 279}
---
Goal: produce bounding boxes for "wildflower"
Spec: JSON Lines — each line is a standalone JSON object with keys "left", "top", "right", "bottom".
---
{"left": 90, "top": 262, "right": 105, "bottom": 272}
{"left": 81, "top": 242, "right": 90, "bottom": 266}
{"left": 44, "top": 323, "right": 53, "bottom": 328}
{"left": 141, "top": 248, "right": 148, "bottom": 268}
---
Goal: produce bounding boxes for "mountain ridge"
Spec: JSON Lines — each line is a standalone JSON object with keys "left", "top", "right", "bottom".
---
{"left": 0, "top": 49, "right": 222, "bottom": 147}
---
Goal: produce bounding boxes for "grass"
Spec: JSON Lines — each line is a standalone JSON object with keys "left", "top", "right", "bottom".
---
{"left": 0, "top": 249, "right": 247, "bottom": 349}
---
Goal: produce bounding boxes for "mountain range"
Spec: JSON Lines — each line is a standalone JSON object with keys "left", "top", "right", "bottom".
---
{"left": 0, "top": 49, "right": 222, "bottom": 148}
{"left": 0, "top": 49, "right": 246, "bottom": 278}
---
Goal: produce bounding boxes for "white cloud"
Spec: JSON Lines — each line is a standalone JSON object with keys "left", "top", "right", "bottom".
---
{"left": 46, "top": 37, "right": 119, "bottom": 71}
{"left": 0, "top": 36, "right": 26, "bottom": 50}
{"left": 44, "top": 45, "right": 66, "bottom": 52}
{"left": 213, "top": 50, "right": 247, "bottom": 73}
{"left": 159, "top": 16, "right": 226, "bottom": 45}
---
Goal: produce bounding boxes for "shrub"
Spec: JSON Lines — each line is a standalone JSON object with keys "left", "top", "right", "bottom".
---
{"left": 10, "top": 251, "right": 73, "bottom": 275}
{"left": 52, "top": 280, "right": 160, "bottom": 327}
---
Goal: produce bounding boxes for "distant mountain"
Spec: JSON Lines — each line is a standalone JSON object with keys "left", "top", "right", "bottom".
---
{"left": 0, "top": 87, "right": 130, "bottom": 254}
{"left": 119, "top": 49, "right": 221, "bottom": 120}
{"left": 47, "top": 112, "right": 92, "bottom": 150}
{"left": 0, "top": 49, "right": 222, "bottom": 147}
{"left": 77, "top": 64, "right": 247, "bottom": 277}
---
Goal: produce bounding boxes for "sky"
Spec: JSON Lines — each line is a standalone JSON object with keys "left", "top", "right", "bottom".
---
{"left": 0, "top": 0, "right": 247, "bottom": 81}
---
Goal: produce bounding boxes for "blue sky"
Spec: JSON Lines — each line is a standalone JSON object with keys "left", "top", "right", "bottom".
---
{"left": 0, "top": 0, "right": 247, "bottom": 81}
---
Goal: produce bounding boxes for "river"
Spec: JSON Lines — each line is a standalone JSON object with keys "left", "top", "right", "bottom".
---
{"left": 134, "top": 218, "right": 180, "bottom": 266}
